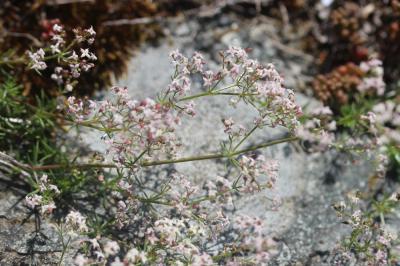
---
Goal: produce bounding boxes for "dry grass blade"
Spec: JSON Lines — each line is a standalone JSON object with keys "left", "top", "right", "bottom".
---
{"left": 0, "top": 151, "right": 31, "bottom": 178}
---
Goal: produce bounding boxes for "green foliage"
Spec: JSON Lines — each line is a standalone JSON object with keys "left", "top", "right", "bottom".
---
{"left": 387, "top": 145, "right": 400, "bottom": 180}
{"left": 337, "top": 99, "right": 374, "bottom": 129}
{"left": 338, "top": 96, "right": 400, "bottom": 181}
{"left": 336, "top": 194, "right": 400, "bottom": 264}
{"left": 0, "top": 73, "right": 61, "bottom": 165}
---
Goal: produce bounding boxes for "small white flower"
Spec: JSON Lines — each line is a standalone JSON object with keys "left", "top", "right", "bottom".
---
{"left": 191, "top": 52, "right": 204, "bottom": 72}
{"left": 110, "top": 257, "right": 124, "bottom": 266}
{"left": 125, "top": 248, "right": 139, "bottom": 262}
{"left": 48, "top": 184, "right": 60, "bottom": 194}
{"left": 74, "top": 254, "right": 88, "bottom": 266}
{"left": 65, "top": 211, "right": 88, "bottom": 233}
{"left": 67, "top": 51, "right": 79, "bottom": 61}
{"left": 94, "top": 250, "right": 105, "bottom": 261}
{"left": 40, "top": 174, "right": 48, "bottom": 183}
{"left": 89, "top": 53, "right": 97, "bottom": 61}
{"left": 89, "top": 238, "right": 100, "bottom": 250}
{"left": 53, "top": 24, "right": 63, "bottom": 33}
{"left": 40, "top": 202, "right": 56, "bottom": 215}
{"left": 389, "top": 193, "right": 399, "bottom": 202}
{"left": 31, "top": 61, "right": 47, "bottom": 71}
{"left": 25, "top": 194, "right": 43, "bottom": 209}
{"left": 104, "top": 241, "right": 120, "bottom": 256}
{"left": 321, "top": 0, "right": 333, "bottom": 6}
{"left": 66, "top": 84, "right": 74, "bottom": 92}
{"left": 37, "top": 48, "right": 45, "bottom": 58}
{"left": 80, "top": 48, "right": 90, "bottom": 59}
{"left": 85, "top": 26, "right": 96, "bottom": 36}
{"left": 50, "top": 43, "right": 61, "bottom": 54}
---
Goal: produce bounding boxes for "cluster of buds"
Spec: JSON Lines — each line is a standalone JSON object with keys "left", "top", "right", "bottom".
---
{"left": 25, "top": 174, "right": 60, "bottom": 215}
{"left": 313, "top": 59, "right": 385, "bottom": 110}
{"left": 312, "top": 62, "right": 364, "bottom": 107}
{"left": 330, "top": 2, "right": 368, "bottom": 48}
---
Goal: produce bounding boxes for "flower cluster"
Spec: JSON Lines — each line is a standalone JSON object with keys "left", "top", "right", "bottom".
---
{"left": 65, "top": 210, "right": 88, "bottom": 234}
{"left": 27, "top": 23, "right": 97, "bottom": 92}
{"left": 66, "top": 149, "right": 282, "bottom": 265}
{"left": 166, "top": 47, "right": 302, "bottom": 132}
{"left": 238, "top": 155, "right": 279, "bottom": 191}
{"left": 357, "top": 59, "right": 385, "bottom": 96}
{"left": 66, "top": 47, "right": 302, "bottom": 168}
{"left": 295, "top": 106, "right": 336, "bottom": 152}
{"left": 373, "top": 100, "right": 400, "bottom": 144}
{"left": 43, "top": 44, "right": 400, "bottom": 265}
{"left": 67, "top": 86, "right": 181, "bottom": 165}
{"left": 25, "top": 174, "right": 60, "bottom": 215}
{"left": 28, "top": 48, "right": 47, "bottom": 71}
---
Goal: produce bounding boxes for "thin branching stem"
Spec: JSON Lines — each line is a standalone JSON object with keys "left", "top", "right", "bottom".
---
{"left": 29, "top": 136, "right": 298, "bottom": 171}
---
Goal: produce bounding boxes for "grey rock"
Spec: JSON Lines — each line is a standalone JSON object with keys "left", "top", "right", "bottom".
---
{"left": 220, "top": 31, "right": 242, "bottom": 47}
{"left": 0, "top": 179, "right": 65, "bottom": 265}
{"left": 175, "top": 23, "right": 191, "bottom": 36}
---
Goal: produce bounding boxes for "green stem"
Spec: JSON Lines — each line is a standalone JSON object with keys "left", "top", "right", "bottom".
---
{"left": 178, "top": 83, "right": 242, "bottom": 102}
{"left": 232, "top": 111, "right": 269, "bottom": 152}
{"left": 233, "top": 124, "right": 258, "bottom": 151}
{"left": 1, "top": 39, "right": 76, "bottom": 66}
{"left": 179, "top": 92, "right": 256, "bottom": 102}
{"left": 29, "top": 136, "right": 298, "bottom": 171}
{"left": 0, "top": 57, "right": 26, "bottom": 65}
{"left": 57, "top": 227, "right": 71, "bottom": 266}
{"left": 380, "top": 212, "right": 386, "bottom": 226}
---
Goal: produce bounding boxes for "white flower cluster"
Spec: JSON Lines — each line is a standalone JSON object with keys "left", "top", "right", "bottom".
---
{"left": 25, "top": 174, "right": 60, "bottom": 215}
{"left": 68, "top": 86, "right": 182, "bottom": 166}
{"left": 357, "top": 59, "right": 385, "bottom": 96}
{"left": 373, "top": 100, "right": 400, "bottom": 144}
{"left": 28, "top": 23, "right": 97, "bottom": 92}
{"left": 295, "top": 106, "right": 336, "bottom": 152}
{"left": 65, "top": 210, "right": 88, "bottom": 233}
{"left": 239, "top": 155, "right": 279, "bottom": 191}
{"left": 28, "top": 48, "right": 46, "bottom": 71}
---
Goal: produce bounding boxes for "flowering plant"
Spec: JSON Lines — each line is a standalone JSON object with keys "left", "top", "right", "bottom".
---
{"left": 334, "top": 192, "right": 400, "bottom": 265}
{"left": 1, "top": 22, "right": 96, "bottom": 93}
{"left": 58, "top": 45, "right": 302, "bottom": 265}
{"left": 1, "top": 20, "right": 396, "bottom": 266}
